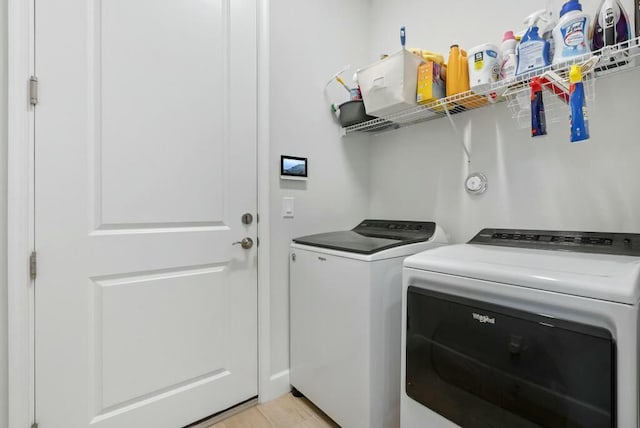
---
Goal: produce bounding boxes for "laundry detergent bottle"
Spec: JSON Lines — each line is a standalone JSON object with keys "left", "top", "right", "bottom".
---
{"left": 553, "top": 0, "right": 591, "bottom": 64}
{"left": 446, "top": 44, "right": 470, "bottom": 96}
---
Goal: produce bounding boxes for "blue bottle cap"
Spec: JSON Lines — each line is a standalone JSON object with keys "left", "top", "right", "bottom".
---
{"left": 560, "top": 0, "right": 582, "bottom": 17}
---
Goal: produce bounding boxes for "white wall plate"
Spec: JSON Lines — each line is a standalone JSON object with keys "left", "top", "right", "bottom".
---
{"left": 465, "top": 172, "right": 488, "bottom": 195}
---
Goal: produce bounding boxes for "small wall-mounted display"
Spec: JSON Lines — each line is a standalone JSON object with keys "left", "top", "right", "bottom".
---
{"left": 280, "top": 155, "right": 308, "bottom": 181}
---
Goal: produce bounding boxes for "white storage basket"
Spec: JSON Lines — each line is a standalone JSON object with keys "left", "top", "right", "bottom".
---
{"left": 357, "top": 49, "right": 424, "bottom": 117}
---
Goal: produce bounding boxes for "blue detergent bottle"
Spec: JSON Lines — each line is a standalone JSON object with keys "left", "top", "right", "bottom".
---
{"left": 569, "top": 65, "right": 590, "bottom": 142}
{"left": 516, "top": 26, "right": 551, "bottom": 75}
{"left": 552, "top": 0, "right": 591, "bottom": 64}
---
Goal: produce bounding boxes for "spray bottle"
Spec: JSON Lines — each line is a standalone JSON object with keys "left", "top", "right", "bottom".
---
{"left": 517, "top": 27, "right": 551, "bottom": 75}
{"left": 569, "top": 65, "right": 590, "bottom": 142}
{"left": 521, "top": 9, "right": 556, "bottom": 40}
{"left": 530, "top": 77, "right": 547, "bottom": 138}
{"left": 521, "top": 9, "right": 557, "bottom": 58}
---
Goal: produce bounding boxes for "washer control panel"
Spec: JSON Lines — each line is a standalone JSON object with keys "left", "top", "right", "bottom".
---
{"left": 470, "top": 228, "right": 640, "bottom": 256}
{"left": 354, "top": 220, "right": 436, "bottom": 240}
{"left": 356, "top": 220, "right": 431, "bottom": 231}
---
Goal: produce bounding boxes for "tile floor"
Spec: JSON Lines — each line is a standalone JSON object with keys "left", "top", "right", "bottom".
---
{"left": 208, "top": 393, "right": 339, "bottom": 428}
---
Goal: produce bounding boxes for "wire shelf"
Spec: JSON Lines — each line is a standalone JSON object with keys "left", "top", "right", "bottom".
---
{"left": 505, "top": 70, "right": 597, "bottom": 130}
{"left": 343, "top": 37, "right": 640, "bottom": 136}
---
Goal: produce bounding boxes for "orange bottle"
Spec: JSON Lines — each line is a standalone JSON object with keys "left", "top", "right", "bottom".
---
{"left": 446, "top": 44, "right": 470, "bottom": 97}
{"left": 446, "top": 44, "right": 488, "bottom": 109}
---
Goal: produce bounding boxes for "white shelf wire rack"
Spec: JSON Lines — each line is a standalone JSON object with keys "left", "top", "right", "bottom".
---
{"left": 504, "top": 58, "right": 599, "bottom": 129}
{"left": 343, "top": 37, "right": 640, "bottom": 136}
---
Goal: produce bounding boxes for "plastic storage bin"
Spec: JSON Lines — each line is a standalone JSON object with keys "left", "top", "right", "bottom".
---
{"left": 357, "top": 49, "right": 424, "bottom": 117}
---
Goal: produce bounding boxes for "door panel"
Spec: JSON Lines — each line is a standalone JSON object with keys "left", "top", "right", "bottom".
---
{"left": 97, "top": 265, "right": 228, "bottom": 409}
{"left": 98, "top": 0, "right": 226, "bottom": 226}
{"left": 35, "top": 0, "right": 257, "bottom": 427}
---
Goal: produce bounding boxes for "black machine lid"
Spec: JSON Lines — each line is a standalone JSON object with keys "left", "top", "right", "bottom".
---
{"left": 292, "top": 220, "right": 436, "bottom": 255}
{"left": 470, "top": 228, "right": 640, "bottom": 256}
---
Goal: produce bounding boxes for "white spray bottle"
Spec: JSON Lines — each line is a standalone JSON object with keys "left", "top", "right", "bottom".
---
{"left": 522, "top": 9, "right": 557, "bottom": 57}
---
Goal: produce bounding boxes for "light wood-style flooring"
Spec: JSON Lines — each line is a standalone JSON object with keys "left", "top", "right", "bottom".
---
{"left": 208, "top": 393, "right": 339, "bottom": 428}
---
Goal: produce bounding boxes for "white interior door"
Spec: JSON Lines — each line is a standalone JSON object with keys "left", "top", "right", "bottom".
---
{"left": 34, "top": 1, "right": 258, "bottom": 427}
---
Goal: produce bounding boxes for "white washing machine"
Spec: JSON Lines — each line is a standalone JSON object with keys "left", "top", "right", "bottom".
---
{"left": 401, "top": 228, "right": 640, "bottom": 428}
{"left": 290, "top": 220, "right": 448, "bottom": 428}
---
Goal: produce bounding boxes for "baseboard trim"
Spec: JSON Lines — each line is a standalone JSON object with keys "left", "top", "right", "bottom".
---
{"left": 260, "top": 369, "right": 290, "bottom": 403}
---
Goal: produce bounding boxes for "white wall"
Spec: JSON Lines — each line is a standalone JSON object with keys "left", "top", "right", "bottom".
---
{"left": 268, "top": 0, "right": 372, "bottom": 392}
{"left": 0, "top": 0, "right": 8, "bottom": 425}
{"left": 367, "top": 0, "right": 640, "bottom": 243}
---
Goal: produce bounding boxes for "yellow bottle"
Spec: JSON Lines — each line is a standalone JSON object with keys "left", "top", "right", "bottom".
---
{"left": 445, "top": 44, "right": 487, "bottom": 109}
{"left": 446, "top": 45, "right": 470, "bottom": 97}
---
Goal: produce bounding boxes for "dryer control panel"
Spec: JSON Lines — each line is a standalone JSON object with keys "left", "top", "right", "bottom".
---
{"left": 470, "top": 228, "right": 640, "bottom": 256}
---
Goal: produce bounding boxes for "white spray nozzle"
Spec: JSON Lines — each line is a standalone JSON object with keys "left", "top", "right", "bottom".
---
{"left": 524, "top": 9, "right": 553, "bottom": 28}
{"left": 519, "top": 8, "right": 556, "bottom": 40}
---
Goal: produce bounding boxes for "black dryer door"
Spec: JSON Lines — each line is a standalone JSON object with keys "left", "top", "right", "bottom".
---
{"left": 406, "top": 286, "right": 615, "bottom": 428}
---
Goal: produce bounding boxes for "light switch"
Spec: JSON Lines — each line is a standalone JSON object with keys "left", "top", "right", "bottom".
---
{"left": 282, "top": 197, "right": 294, "bottom": 218}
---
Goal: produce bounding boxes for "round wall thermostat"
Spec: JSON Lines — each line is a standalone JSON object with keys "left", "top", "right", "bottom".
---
{"left": 465, "top": 172, "right": 488, "bottom": 195}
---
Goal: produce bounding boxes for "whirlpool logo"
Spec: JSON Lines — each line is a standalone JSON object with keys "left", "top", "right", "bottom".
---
{"left": 472, "top": 312, "right": 495, "bottom": 325}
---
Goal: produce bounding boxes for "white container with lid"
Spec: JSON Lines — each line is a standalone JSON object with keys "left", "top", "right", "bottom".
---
{"left": 467, "top": 43, "right": 502, "bottom": 94}
{"left": 357, "top": 49, "right": 424, "bottom": 117}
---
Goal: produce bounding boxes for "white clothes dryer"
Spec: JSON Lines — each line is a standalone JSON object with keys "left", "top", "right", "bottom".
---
{"left": 290, "top": 220, "right": 448, "bottom": 428}
{"left": 401, "top": 228, "right": 640, "bottom": 428}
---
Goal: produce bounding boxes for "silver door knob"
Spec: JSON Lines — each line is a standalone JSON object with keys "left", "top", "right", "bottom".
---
{"left": 233, "top": 237, "right": 254, "bottom": 249}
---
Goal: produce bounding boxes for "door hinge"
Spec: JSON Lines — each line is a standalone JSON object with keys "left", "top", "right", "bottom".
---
{"left": 30, "top": 251, "right": 37, "bottom": 280}
{"left": 29, "top": 76, "right": 38, "bottom": 106}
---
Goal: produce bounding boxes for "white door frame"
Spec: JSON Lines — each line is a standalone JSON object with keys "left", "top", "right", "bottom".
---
{"left": 7, "top": 0, "right": 36, "bottom": 426}
{"left": 7, "top": 1, "right": 275, "bottom": 426}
